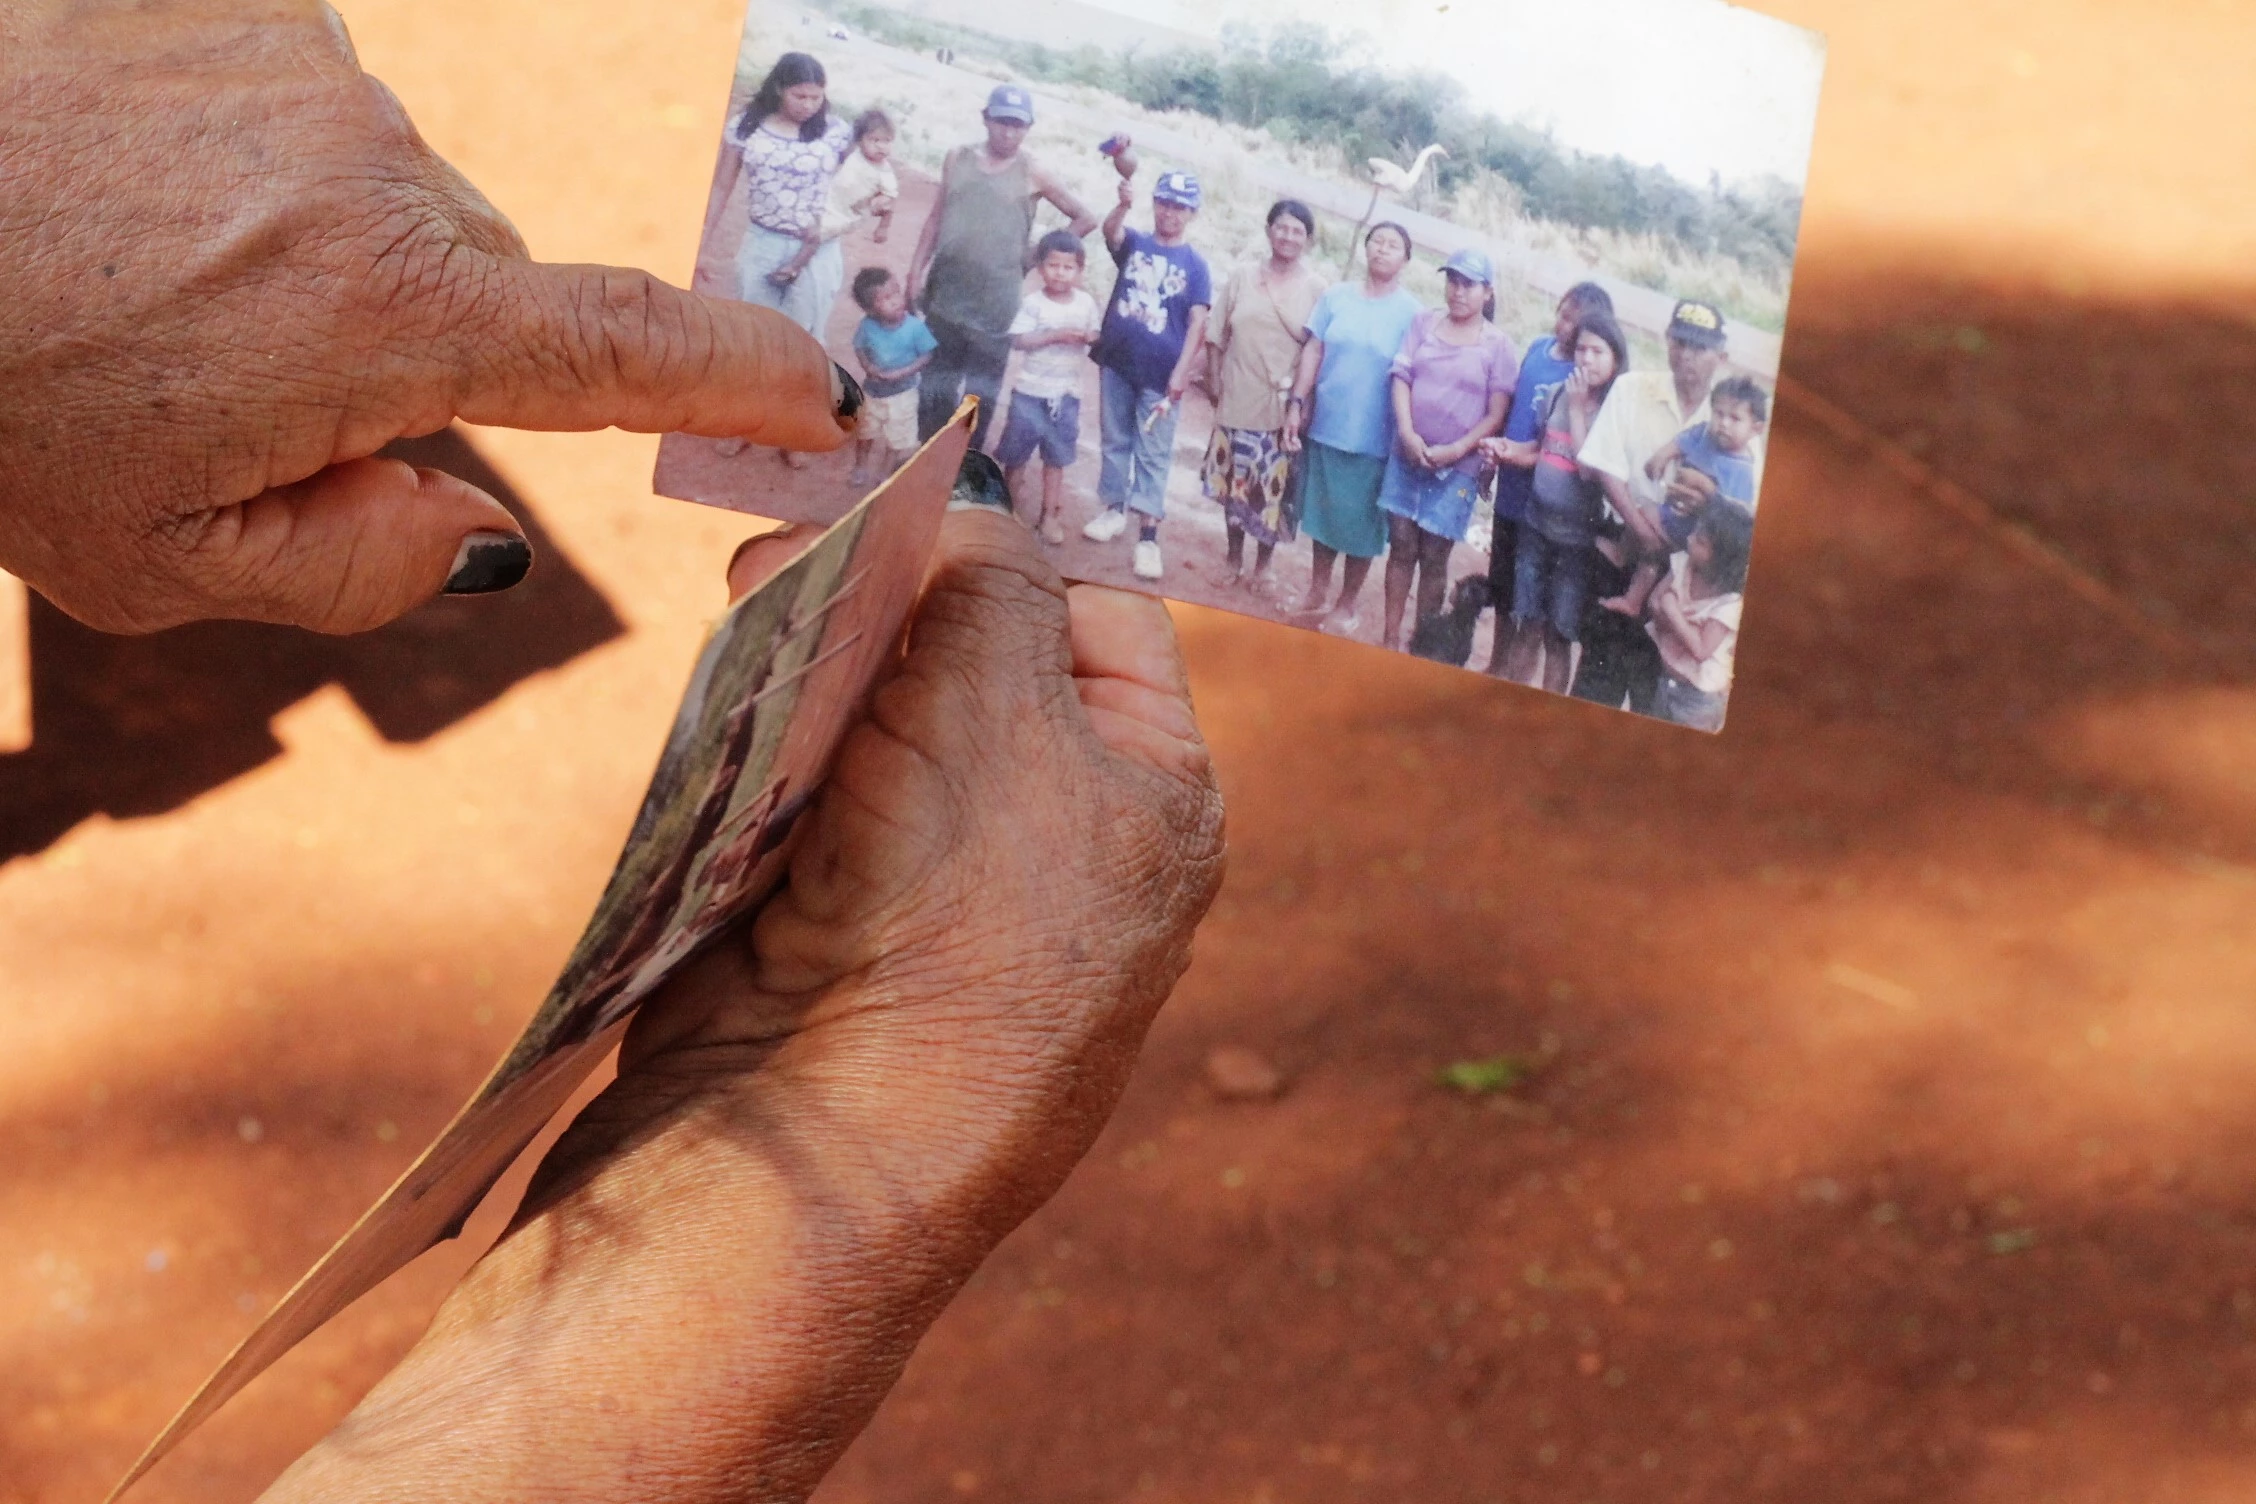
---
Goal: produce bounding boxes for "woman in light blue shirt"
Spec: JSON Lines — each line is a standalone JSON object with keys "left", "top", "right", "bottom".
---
{"left": 1281, "top": 223, "right": 1421, "bottom": 634}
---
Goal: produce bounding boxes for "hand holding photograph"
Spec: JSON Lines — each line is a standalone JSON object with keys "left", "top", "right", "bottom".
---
{"left": 654, "top": 0, "right": 1825, "bottom": 731}
{"left": 110, "top": 408, "right": 974, "bottom": 1499}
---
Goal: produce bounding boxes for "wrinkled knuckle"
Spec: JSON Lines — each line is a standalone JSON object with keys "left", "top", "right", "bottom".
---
{"left": 318, "top": 188, "right": 472, "bottom": 339}
{"left": 927, "top": 551, "right": 1070, "bottom": 640}
{"left": 334, "top": 71, "right": 420, "bottom": 151}
{"left": 460, "top": 200, "right": 530, "bottom": 260}
{"left": 1122, "top": 769, "right": 1227, "bottom": 922}
{"left": 150, "top": 504, "right": 275, "bottom": 611}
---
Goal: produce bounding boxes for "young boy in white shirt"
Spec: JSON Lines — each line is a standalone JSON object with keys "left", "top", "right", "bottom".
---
{"left": 996, "top": 230, "right": 1101, "bottom": 543}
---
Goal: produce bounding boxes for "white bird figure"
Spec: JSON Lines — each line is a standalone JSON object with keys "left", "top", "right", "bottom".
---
{"left": 1368, "top": 143, "right": 1450, "bottom": 196}
{"left": 1346, "top": 143, "right": 1449, "bottom": 275}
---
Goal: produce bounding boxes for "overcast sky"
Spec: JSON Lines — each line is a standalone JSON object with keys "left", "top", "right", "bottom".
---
{"left": 1082, "top": 0, "right": 1827, "bottom": 186}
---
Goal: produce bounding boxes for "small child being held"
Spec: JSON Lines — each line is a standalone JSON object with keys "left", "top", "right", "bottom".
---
{"left": 1601, "top": 375, "right": 1768, "bottom": 617}
{"left": 848, "top": 265, "right": 938, "bottom": 485}
{"left": 996, "top": 229, "right": 1101, "bottom": 543}
{"left": 772, "top": 109, "right": 901, "bottom": 287}
{"left": 823, "top": 109, "right": 900, "bottom": 244}
{"left": 1646, "top": 500, "right": 1755, "bottom": 732}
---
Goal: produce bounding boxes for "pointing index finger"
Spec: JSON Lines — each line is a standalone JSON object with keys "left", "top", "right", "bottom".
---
{"left": 450, "top": 259, "right": 854, "bottom": 452}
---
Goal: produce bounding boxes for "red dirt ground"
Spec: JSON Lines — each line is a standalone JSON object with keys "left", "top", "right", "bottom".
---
{"left": 6, "top": 2, "right": 2256, "bottom": 1502}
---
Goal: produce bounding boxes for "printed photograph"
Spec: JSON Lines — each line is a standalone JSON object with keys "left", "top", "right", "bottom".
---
{"left": 653, "top": 0, "right": 1825, "bottom": 730}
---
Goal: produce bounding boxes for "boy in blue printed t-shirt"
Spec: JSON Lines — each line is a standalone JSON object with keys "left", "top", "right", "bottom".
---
{"left": 1601, "top": 373, "right": 1767, "bottom": 617}
{"left": 848, "top": 266, "right": 940, "bottom": 485}
{"left": 1080, "top": 170, "right": 1211, "bottom": 584}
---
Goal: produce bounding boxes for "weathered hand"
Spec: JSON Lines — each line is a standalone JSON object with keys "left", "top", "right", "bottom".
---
{"left": 0, "top": 0, "right": 849, "bottom": 635}
{"left": 257, "top": 510, "right": 1227, "bottom": 1502}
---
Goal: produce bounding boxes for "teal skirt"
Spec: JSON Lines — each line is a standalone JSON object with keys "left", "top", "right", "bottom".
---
{"left": 1299, "top": 441, "right": 1389, "bottom": 559}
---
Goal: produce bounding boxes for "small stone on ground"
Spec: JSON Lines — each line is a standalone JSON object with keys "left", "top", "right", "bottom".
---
{"left": 1205, "top": 1045, "right": 1284, "bottom": 1101}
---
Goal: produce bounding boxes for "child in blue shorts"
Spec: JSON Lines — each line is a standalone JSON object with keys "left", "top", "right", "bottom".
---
{"left": 996, "top": 230, "right": 1101, "bottom": 542}
{"left": 1602, "top": 374, "right": 1767, "bottom": 617}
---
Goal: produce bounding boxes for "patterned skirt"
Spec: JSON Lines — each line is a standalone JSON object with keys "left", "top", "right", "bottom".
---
{"left": 1200, "top": 425, "right": 1297, "bottom": 546}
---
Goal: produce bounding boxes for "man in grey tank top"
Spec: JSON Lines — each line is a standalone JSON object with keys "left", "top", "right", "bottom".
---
{"left": 907, "top": 85, "right": 1096, "bottom": 450}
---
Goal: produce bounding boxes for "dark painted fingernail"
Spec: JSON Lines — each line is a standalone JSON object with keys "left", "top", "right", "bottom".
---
{"left": 442, "top": 530, "right": 532, "bottom": 595}
{"left": 948, "top": 450, "right": 1016, "bottom": 515}
{"left": 832, "top": 361, "right": 864, "bottom": 430}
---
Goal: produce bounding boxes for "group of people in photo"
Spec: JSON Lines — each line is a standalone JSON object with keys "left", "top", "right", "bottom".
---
{"left": 724, "top": 50, "right": 1768, "bottom": 729}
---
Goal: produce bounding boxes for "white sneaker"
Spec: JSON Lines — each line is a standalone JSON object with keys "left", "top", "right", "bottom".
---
{"left": 1131, "top": 539, "right": 1164, "bottom": 580}
{"left": 1082, "top": 508, "right": 1129, "bottom": 542}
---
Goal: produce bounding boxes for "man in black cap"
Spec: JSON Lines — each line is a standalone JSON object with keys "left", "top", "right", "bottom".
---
{"left": 1568, "top": 298, "right": 1740, "bottom": 713}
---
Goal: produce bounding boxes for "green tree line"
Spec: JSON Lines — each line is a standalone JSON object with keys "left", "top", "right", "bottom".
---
{"left": 834, "top": 8, "right": 1803, "bottom": 275}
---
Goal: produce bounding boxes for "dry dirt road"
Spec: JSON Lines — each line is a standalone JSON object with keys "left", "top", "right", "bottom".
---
{"left": 5, "top": 2, "right": 2256, "bottom": 1502}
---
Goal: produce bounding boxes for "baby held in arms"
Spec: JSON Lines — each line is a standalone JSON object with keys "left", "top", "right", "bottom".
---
{"left": 1602, "top": 375, "right": 1768, "bottom": 618}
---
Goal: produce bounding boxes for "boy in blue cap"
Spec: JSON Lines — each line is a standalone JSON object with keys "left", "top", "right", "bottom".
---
{"left": 1082, "top": 169, "right": 1212, "bottom": 582}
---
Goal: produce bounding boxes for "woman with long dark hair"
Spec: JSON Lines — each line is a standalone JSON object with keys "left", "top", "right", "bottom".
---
{"left": 730, "top": 55, "right": 853, "bottom": 347}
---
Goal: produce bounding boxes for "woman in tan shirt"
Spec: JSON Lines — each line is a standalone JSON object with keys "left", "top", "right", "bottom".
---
{"left": 1198, "top": 200, "right": 1329, "bottom": 596}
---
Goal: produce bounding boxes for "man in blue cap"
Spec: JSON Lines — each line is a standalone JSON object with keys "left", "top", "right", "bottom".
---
{"left": 1082, "top": 169, "right": 1212, "bottom": 583}
{"left": 908, "top": 83, "right": 1097, "bottom": 449}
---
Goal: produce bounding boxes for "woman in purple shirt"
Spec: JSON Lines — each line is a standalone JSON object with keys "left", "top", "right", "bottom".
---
{"left": 1375, "top": 249, "right": 1518, "bottom": 652}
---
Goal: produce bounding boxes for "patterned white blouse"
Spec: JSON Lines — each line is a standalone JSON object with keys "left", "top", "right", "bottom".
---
{"left": 737, "top": 116, "right": 853, "bottom": 237}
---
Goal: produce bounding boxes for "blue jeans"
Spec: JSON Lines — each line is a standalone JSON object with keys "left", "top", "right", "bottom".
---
{"left": 1097, "top": 366, "right": 1179, "bottom": 519}
{"left": 1512, "top": 526, "right": 1594, "bottom": 641}
{"left": 1657, "top": 672, "right": 1728, "bottom": 732}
